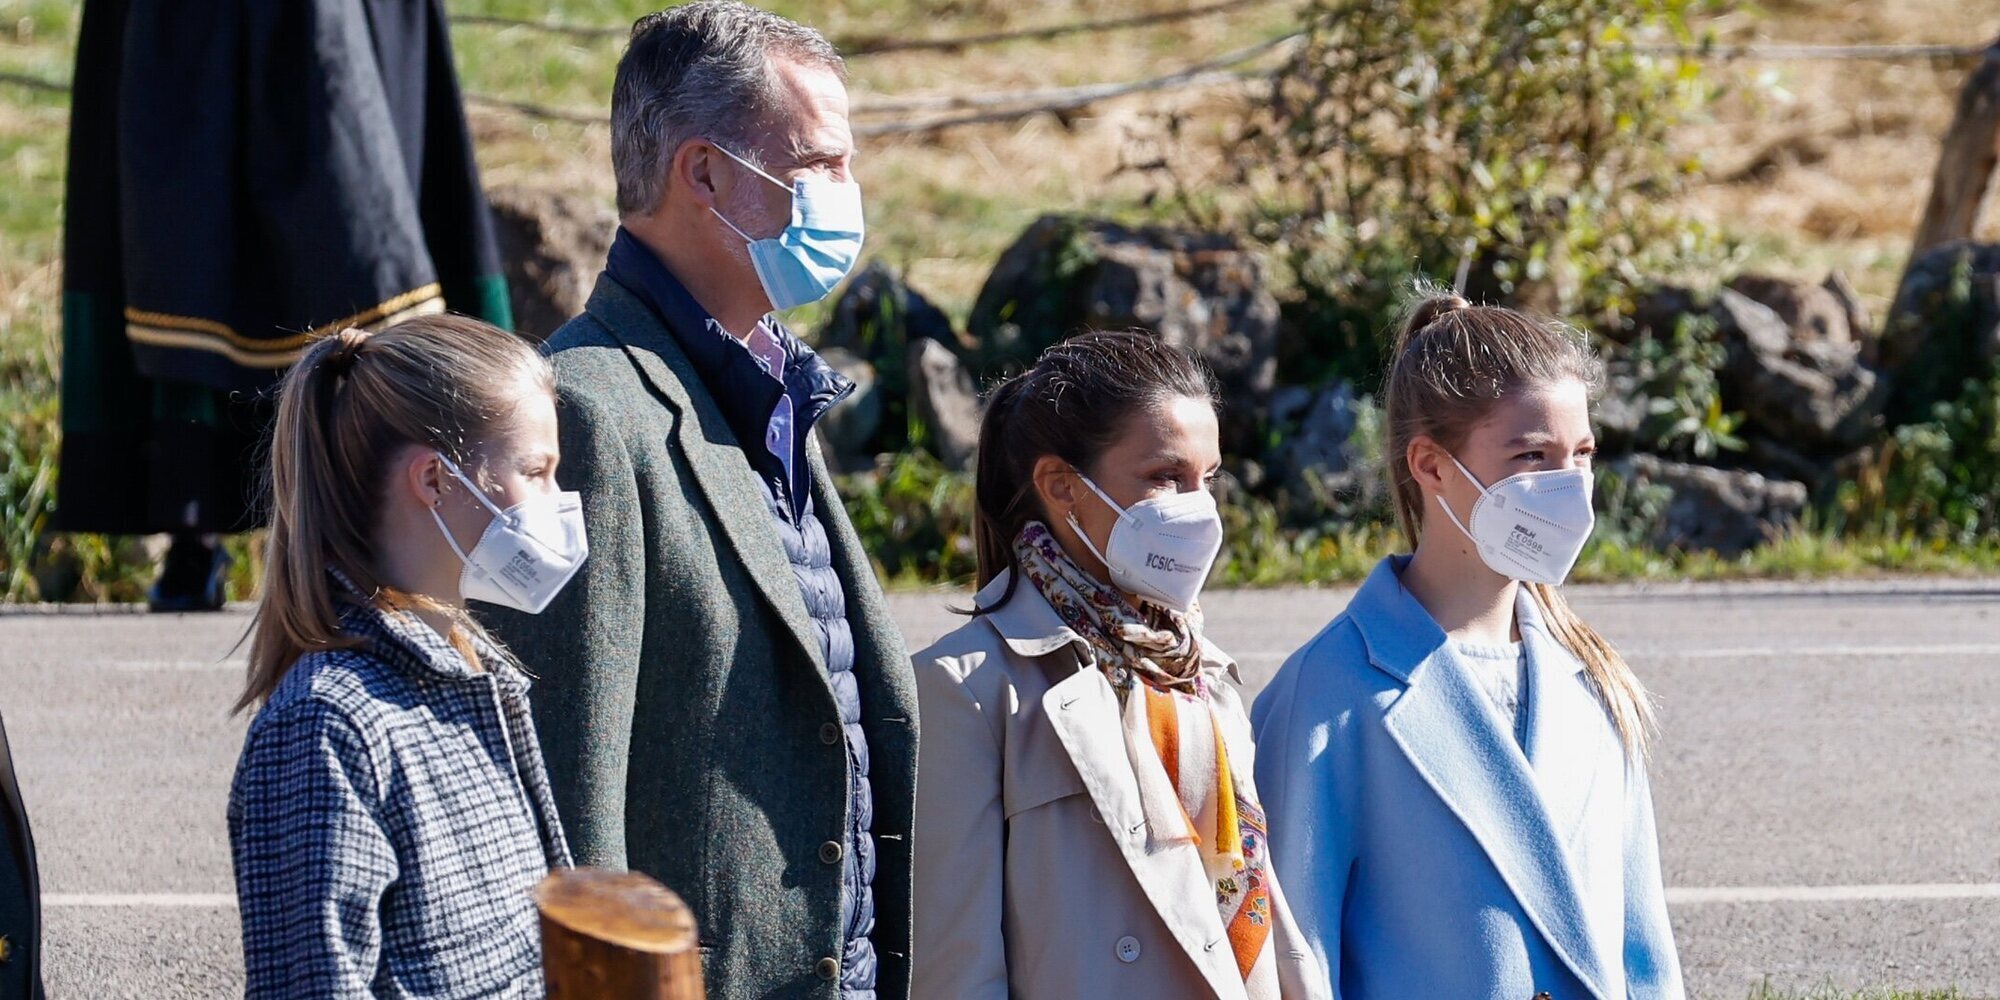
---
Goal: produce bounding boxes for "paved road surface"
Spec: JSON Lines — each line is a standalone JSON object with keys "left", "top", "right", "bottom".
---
{"left": 6, "top": 579, "right": 1997, "bottom": 998}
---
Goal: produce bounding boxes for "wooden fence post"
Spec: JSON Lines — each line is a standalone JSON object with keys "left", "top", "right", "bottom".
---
{"left": 537, "top": 868, "right": 705, "bottom": 999}
{"left": 1883, "top": 37, "right": 2000, "bottom": 376}
{"left": 1907, "top": 38, "right": 2000, "bottom": 265}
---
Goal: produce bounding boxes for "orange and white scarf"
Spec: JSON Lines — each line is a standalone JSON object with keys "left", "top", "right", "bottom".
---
{"left": 1016, "top": 523, "right": 1277, "bottom": 993}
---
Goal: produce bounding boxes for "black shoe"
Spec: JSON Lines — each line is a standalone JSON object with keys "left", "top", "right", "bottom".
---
{"left": 147, "top": 535, "right": 232, "bottom": 612}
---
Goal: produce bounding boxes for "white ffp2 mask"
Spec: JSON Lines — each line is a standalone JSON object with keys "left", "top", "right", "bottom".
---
{"left": 1436, "top": 455, "right": 1594, "bottom": 586}
{"left": 430, "top": 454, "right": 589, "bottom": 614}
{"left": 1065, "top": 473, "right": 1224, "bottom": 613}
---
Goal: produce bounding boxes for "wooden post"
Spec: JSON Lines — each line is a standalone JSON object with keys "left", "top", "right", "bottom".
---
{"left": 1908, "top": 39, "right": 2000, "bottom": 265}
{"left": 537, "top": 868, "right": 705, "bottom": 999}
{"left": 1884, "top": 37, "right": 2000, "bottom": 377}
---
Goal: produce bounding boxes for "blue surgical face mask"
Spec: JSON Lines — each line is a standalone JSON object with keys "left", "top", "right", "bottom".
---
{"left": 710, "top": 143, "right": 865, "bottom": 311}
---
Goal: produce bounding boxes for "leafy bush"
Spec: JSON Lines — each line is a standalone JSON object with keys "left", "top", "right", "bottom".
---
{"left": 836, "top": 450, "right": 979, "bottom": 585}
{"left": 1843, "top": 371, "right": 2000, "bottom": 546}
{"left": 1230, "top": 0, "right": 1724, "bottom": 390}
{"left": 1620, "top": 313, "right": 1745, "bottom": 461}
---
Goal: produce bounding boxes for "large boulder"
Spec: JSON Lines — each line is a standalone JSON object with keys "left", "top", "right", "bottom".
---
{"left": 1821, "top": 270, "right": 1874, "bottom": 348}
{"left": 967, "top": 215, "right": 1281, "bottom": 451}
{"left": 1882, "top": 240, "right": 2000, "bottom": 424}
{"left": 1713, "top": 289, "right": 1889, "bottom": 453}
{"left": 819, "top": 260, "right": 958, "bottom": 364}
{"left": 487, "top": 185, "right": 617, "bottom": 340}
{"left": 816, "top": 262, "right": 958, "bottom": 461}
{"left": 1615, "top": 283, "right": 1704, "bottom": 346}
{"left": 1725, "top": 273, "right": 1856, "bottom": 347}
{"left": 907, "top": 339, "right": 982, "bottom": 471}
{"left": 1593, "top": 362, "right": 1647, "bottom": 456}
{"left": 813, "top": 347, "right": 880, "bottom": 475}
{"left": 1607, "top": 454, "right": 1808, "bottom": 557}
{"left": 1265, "top": 381, "right": 1360, "bottom": 514}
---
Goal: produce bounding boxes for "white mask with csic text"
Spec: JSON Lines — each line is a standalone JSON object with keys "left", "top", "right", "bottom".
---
{"left": 1065, "top": 473, "right": 1224, "bottom": 613}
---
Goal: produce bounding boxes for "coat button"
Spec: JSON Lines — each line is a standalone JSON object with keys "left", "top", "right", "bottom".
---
{"left": 0, "top": 933, "right": 10, "bottom": 964}
{"left": 819, "top": 840, "right": 843, "bottom": 864}
{"left": 817, "top": 956, "right": 840, "bottom": 980}
{"left": 1115, "top": 935, "right": 1141, "bottom": 963}
{"left": 820, "top": 722, "right": 841, "bottom": 745}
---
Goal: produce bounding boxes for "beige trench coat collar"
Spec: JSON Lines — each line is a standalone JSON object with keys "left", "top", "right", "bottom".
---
{"left": 976, "top": 571, "right": 1257, "bottom": 1000}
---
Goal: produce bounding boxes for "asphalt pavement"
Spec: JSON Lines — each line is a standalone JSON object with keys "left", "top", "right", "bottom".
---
{"left": 6, "top": 578, "right": 1997, "bottom": 998}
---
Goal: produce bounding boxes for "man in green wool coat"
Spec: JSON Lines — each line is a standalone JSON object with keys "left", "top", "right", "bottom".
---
{"left": 0, "top": 711, "right": 42, "bottom": 1000}
{"left": 479, "top": 4, "right": 918, "bottom": 998}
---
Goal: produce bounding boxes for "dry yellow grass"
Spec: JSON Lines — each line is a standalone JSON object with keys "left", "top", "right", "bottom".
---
{"left": 1674, "top": 0, "right": 1999, "bottom": 310}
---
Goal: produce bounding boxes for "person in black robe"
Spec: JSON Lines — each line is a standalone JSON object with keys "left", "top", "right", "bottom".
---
{"left": 60, "top": 0, "right": 513, "bottom": 609}
{"left": 0, "top": 710, "right": 40, "bottom": 1000}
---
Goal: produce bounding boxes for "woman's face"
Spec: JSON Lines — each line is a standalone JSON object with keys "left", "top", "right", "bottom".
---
{"left": 1065, "top": 394, "right": 1222, "bottom": 564}
{"left": 1432, "top": 377, "right": 1596, "bottom": 525}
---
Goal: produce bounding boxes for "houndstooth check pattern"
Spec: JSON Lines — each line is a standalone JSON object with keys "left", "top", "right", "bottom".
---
{"left": 229, "top": 591, "right": 572, "bottom": 999}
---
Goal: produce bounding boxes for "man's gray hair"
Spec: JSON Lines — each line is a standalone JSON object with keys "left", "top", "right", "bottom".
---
{"left": 611, "top": 1, "right": 846, "bottom": 216}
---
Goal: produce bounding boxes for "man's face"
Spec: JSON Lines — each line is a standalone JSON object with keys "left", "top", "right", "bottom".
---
{"left": 714, "top": 56, "right": 855, "bottom": 251}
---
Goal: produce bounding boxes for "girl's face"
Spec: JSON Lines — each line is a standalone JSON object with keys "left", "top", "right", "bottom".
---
{"left": 432, "top": 379, "right": 561, "bottom": 550}
{"left": 1047, "top": 394, "right": 1221, "bottom": 577}
{"left": 1432, "top": 377, "right": 1596, "bottom": 524}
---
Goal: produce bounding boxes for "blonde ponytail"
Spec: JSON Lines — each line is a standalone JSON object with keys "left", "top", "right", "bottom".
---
{"left": 1526, "top": 583, "right": 1653, "bottom": 756}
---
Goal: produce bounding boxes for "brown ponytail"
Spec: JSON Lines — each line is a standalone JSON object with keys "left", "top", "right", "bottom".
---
{"left": 966, "top": 330, "right": 1219, "bottom": 615}
{"left": 1383, "top": 290, "right": 1654, "bottom": 757}
{"left": 237, "top": 315, "right": 552, "bottom": 712}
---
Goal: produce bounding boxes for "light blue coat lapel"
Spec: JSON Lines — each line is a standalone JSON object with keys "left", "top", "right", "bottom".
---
{"left": 1351, "top": 559, "right": 1612, "bottom": 1000}
{"left": 583, "top": 281, "right": 826, "bottom": 674}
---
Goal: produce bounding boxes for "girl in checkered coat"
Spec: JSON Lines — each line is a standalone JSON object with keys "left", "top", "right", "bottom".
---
{"left": 228, "top": 316, "right": 584, "bottom": 998}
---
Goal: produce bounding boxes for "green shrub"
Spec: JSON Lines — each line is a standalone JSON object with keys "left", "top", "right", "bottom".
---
{"left": 1622, "top": 313, "right": 1745, "bottom": 461}
{"left": 836, "top": 449, "right": 979, "bottom": 585}
{"left": 1843, "top": 371, "right": 2000, "bottom": 546}
{"left": 1231, "top": 0, "right": 1725, "bottom": 390}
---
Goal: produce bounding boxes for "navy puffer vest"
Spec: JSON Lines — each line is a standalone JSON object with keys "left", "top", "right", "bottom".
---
{"left": 764, "top": 485, "right": 876, "bottom": 998}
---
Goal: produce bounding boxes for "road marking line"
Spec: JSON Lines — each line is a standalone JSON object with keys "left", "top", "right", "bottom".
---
{"left": 1633, "top": 644, "right": 2000, "bottom": 660}
{"left": 46, "top": 894, "right": 237, "bottom": 908}
{"left": 1230, "top": 644, "right": 2000, "bottom": 662}
{"left": 1668, "top": 883, "right": 2000, "bottom": 904}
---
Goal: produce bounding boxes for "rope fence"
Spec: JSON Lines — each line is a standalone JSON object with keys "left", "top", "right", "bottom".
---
{"left": 444, "top": 0, "right": 1286, "bottom": 55}
{"left": 2, "top": 33, "right": 1991, "bottom": 141}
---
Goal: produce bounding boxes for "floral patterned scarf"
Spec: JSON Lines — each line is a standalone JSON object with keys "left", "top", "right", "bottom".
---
{"left": 1014, "top": 522, "right": 1277, "bottom": 991}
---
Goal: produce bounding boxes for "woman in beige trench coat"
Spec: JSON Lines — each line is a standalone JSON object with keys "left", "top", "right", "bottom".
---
{"left": 911, "top": 332, "right": 1326, "bottom": 1000}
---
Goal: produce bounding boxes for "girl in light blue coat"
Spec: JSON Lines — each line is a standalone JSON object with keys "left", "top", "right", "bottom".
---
{"left": 1251, "top": 294, "right": 1683, "bottom": 1000}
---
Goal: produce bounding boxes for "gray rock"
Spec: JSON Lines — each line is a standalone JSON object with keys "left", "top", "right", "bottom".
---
{"left": 1716, "top": 289, "right": 1793, "bottom": 357}
{"left": 819, "top": 260, "right": 957, "bottom": 369}
{"left": 1821, "top": 269, "right": 1874, "bottom": 345}
{"left": 1714, "top": 289, "right": 1888, "bottom": 451}
{"left": 1620, "top": 283, "right": 1705, "bottom": 346}
{"left": 1268, "top": 381, "right": 1359, "bottom": 497}
{"left": 907, "top": 339, "right": 982, "bottom": 471}
{"left": 1726, "top": 273, "right": 1855, "bottom": 346}
{"left": 967, "top": 214, "right": 1281, "bottom": 452}
{"left": 814, "top": 347, "right": 880, "bottom": 475}
{"left": 1595, "top": 364, "right": 1647, "bottom": 455}
{"left": 486, "top": 185, "right": 617, "bottom": 340}
{"left": 1883, "top": 240, "right": 2000, "bottom": 423}
{"left": 1608, "top": 454, "right": 1808, "bottom": 557}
